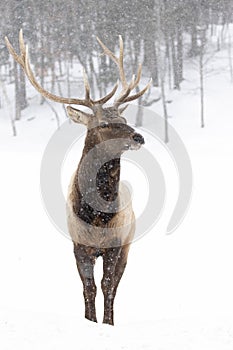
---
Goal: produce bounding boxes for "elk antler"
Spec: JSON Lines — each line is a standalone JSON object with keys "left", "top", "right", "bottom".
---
{"left": 5, "top": 30, "right": 151, "bottom": 112}
{"left": 5, "top": 29, "right": 119, "bottom": 111}
{"left": 96, "top": 35, "right": 152, "bottom": 107}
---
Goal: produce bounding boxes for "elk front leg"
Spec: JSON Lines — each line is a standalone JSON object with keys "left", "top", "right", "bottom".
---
{"left": 102, "top": 245, "right": 130, "bottom": 325}
{"left": 112, "top": 244, "right": 130, "bottom": 295}
{"left": 73, "top": 243, "right": 97, "bottom": 323}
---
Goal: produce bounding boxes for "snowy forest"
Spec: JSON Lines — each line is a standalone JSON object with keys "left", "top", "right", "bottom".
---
{"left": 1, "top": 0, "right": 233, "bottom": 133}
{"left": 1, "top": 1, "right": 233, "bottom": 349}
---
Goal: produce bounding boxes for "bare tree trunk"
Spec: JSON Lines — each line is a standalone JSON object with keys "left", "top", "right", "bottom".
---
{"left": 161, "top": 75, "right": 169, "bottom": 143}
{"left": 152, "top": 43, "right": 159, "bottom": 87}
{"left": 44, "top": 99, "right": 60, "bottom": 129}
{"left": 199, "top": 31, "right": 205, "bottom": 128}
{"left": 210, "top": 8, "right": 214, "bottom": 36}
{"left": 0, "top": 79, "right": 17, "bottom": 136}
{"left": 217, "top": 36, "right": 221, "bottom": 51}
{"left": 191, "top": 23, "right": 198, "bottom": 56}
{"left": 58, "top": 57, "right": 63, "bottom": 76}
{"left": 228, "top": 34, "right": 233, "bottom": 82}
{"left": 14, "top": 61, "right": 21, "bottom": 120}
{"left": 221, "top": 23, "right": 226, "bottom": 45}
{"left": 40, "top": 22, "right": 45, "bottom": 105}
{"left": 64, "top": 7, "right": 72, "bottom": 102}
{"left": 177, "top": 19, "right": 183, "bottom": 84}
{"left": 143, "top": 28, "right": 159, "bottom": 86}
{"left": 163, "top": 16, "right": 172, "bottom": 91}
{"left": 157, "top": 0, "right": 169, "bottom": 142}
{"left": 57, "top": 79, "right": 67, "bottom": 117}
{"left": 101, "top": 55, "right": 108, "bottom": 96}
{"left": 66, "top": 60, "right": 71, "bottom": 99}
{"left": 171, "top": 32, "right": 180, "bottom": 90}
{"left": 51, "top": 61, "right": 56, "bottom": 93}
{"left": 89, "top": 56, "right": 95, "bottom": 93}
{"left": 166, "top": 41, "right": 172, "bottom": 90}
{"left": 135, "top": 86, "right": 143, "bottom": 127}
{"left": 130, "top": 38, "right": 144, "bottom": 127}
{"left": 19, "top": 67, "right": 27, "bottom": 110}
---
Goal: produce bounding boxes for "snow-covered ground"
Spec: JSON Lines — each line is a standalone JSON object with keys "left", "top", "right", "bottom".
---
{"left": 1, "top": 44, "right": 233, "bottom": 349}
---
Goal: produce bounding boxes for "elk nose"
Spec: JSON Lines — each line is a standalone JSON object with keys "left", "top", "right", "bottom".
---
{"left": 133, "top": 133, "right": 144, "bottom": 144}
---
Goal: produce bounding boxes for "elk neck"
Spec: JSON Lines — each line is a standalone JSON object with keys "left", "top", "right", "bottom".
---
{"left": 72, "top": 129, "right": 122, "bottom": 226}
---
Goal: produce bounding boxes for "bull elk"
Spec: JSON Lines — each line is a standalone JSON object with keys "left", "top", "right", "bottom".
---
{"left": 5, "top": 30, "right": 151, "bottom": 325}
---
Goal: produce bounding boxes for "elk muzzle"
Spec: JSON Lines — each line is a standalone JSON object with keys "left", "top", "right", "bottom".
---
{"left": 132, "top": 133, "right": 145, "bottom": 145}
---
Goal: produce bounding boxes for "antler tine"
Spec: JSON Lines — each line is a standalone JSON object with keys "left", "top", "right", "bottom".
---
{"left": 118, "top": 35, "right": 128, "bottom": 90}
{"left": 130, "top": 64, "right": 142, "bottom": 90}
{"left": 115, "top": 85, "right": 132, "bottom": 104}
{"left": 96, "top": 36, "right": 118, "bottom": 65}
{"left": 5, "top": 30, "right": 95, "bottom": 109}
{"left": 121, "top": 78, "right": 152, "bottom": 104}
{"left": 5, "top": 35, "right": 24, "bottom": 67}
{"left": 95, "top": 80, "right": 119, "bottom": 105}
{"left": 83, "top": 69, "right": 91, "bottom": 101}
{"left": 97, "top": 35, "right": 128, "bottom": 91}
{"left": 6, "top": 30, "right": 151, "bottom": 113}
{"left": 97, "top": 36, "right": 152, "bottom": 107}
{"left": 129, "top": 74, "right": 135, "bottom": 89}
{"left": 19, "top": 28, "right": 26, "bottom": 60}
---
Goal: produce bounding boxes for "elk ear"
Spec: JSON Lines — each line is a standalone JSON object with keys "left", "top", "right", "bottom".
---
{"left": 66, "top": 106, "right": 92, "bottom": 125}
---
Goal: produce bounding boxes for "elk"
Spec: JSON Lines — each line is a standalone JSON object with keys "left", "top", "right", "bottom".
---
{"left": 5, "top": 30, "right": 151, "bottom": 325}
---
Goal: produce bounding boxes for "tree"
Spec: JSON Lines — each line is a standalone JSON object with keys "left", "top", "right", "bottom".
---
{"left": 199, "top": 26, "right": 206, "bottom": 128}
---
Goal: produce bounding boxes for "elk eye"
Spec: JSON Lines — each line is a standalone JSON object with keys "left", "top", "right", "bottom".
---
{"left": 100, "top": 122, "right": 109, "bottom": 128}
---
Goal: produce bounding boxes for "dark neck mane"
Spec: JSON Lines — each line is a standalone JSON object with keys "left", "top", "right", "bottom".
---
{"left": 72, "top": 132, "right": 121, "bottom": 226}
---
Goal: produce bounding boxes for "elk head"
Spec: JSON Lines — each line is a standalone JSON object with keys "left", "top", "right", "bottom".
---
{"left": 5, "top": 30, "right": 151, "bottom": 155}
